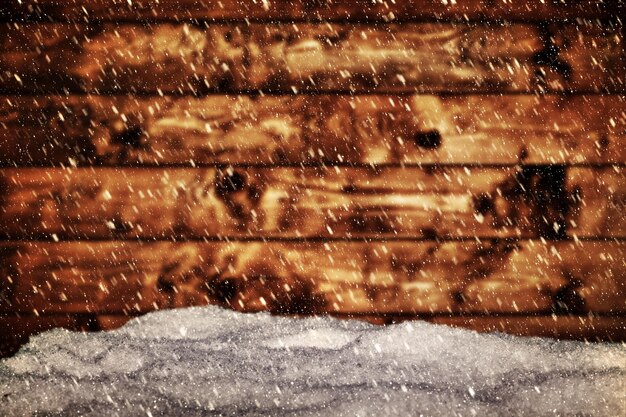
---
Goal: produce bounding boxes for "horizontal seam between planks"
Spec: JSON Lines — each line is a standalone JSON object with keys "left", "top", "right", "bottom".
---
{"left": 1, "top": 90, "right": 624, "bottom": 97}
{"left": 0, "top": 17, "right": 621, "bottom": 24}
{"left": 1, "top": 92, "right": 625, "bottom": 98}
{"left": 0, "top": 236, "right": 624, "bottom": 243}
{"left": 1, "top": 311, "right": 624, "bottom": 318}
{"left": 1, "top": 163, "right": 624, "bottom": 169}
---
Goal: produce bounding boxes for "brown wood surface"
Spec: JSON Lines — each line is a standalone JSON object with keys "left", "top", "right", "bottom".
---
{"left": 1, "top": 23, "right": 622, "bottom": 93}
{"left": 1, "top": 95, "right": 625, "bottom": 166}
{"left": 246, "top": 23, "right": 624, "bottom": 93}
{"left": 0, "top": 0, "right": 617, "bottom": 21}
{"left": 0, "top": 1, "right": 624, "bottom": 349}
{"left": 567, "top": 167, "right": 626, "bottom": 237}
{"left": 0, "top": 23, "right": 246, "bottom": 94}
{"left": 1, "top": 240, "right": 624, "bottom": 315}
{"left": 1, "top": 166, "right": 605, "bottom": 239}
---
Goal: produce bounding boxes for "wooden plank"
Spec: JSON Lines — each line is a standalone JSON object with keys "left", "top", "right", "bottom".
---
{"left": 0, "top": 23, "right": 622, "bottom": 93}
{"left": 430, "top": 316, "right": 626, "bottom": 342}
{"left": 1, "top": 240, "right": 624, "bottom": 315}
{"left": 0, "top": 1, "right": 616, "bottom": 22}
{"left": 246, "top": 23, "right": 624, "bottom": 93}
{"left": 567, "top": 167, "right": 626, "bottom": 237}
{"left": 547, "top": 23, "right": 626, "bottom": 93}
{"left": 0, "top": 166, "right": 584, "bottom": 239}
{"left": 0, "top": 23, "right": 246, "bottom": 94}
{"left": 1, "top": 95, "right": 625, "bottom": 166}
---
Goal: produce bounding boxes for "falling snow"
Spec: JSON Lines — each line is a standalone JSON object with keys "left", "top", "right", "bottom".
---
{"left": 0, "top": 2, "right": 625, "bottom": 416}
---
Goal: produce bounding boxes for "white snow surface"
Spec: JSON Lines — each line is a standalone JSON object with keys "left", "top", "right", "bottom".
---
{"left": 1, "top": 306, "right": 625, "bottom": 416}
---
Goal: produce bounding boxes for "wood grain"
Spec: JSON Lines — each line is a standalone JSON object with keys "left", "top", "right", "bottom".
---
{"left": 246, "top": 23, "right": 624, "bottom": 93}
{"left": 0, "top": 1, "right": 623, "bottom": 349}
{"left": 0, "top": 0, "right": 617, "bottom": 21}
{"left": 1, "top": 240, "right": 624, "bottom": 315}
{"left": 1, "top": 166, "right": 594, "bottom": 239}
{"left": 567, "top": 167, "right": 626, "bottom": 237}
{"left": 0, "top": 23, "right": 246, "bottom": 94}
{"left": 2, "top": 95, "right": 625, "bottom": 166}
{"left": 1, "top": 23, "right": 622, "bottom": 93}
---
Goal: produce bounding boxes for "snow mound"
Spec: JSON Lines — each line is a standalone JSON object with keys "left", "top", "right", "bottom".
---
{"left": 1, "top": 306, "right": 625, "bottom": 416}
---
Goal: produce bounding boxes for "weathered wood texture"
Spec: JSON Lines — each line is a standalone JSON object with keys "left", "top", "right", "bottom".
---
{"left": 3, "top": 166, "right": 618, "bottom": 239}
{"left": 1, "top": 23, "right": 623, "bottom": 93}
{"left": 1, "top": 240, "right": 624, "bottom": 315}
{"left": 0, "top": 0, "right": 618, "bottom": 21}
{"left": 1, "top": 95, "right": 625, "bottom": 166}
{"left": 246, "top": 23, "right": 624, "bottom": 93}
{"left": 568, "top": 167, "right": 626, "bottom": 237}
{"left": 0, "top": 2, "right": 624, "bottom": 350}
{"left": 0, "top": 23, "right": 245, "bottom": 94}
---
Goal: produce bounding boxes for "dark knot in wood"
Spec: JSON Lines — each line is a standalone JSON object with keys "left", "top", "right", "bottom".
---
{"left": 413, "top": 130, "right": 442, "bottom": 150}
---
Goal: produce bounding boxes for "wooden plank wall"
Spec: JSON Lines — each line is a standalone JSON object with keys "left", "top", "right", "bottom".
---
{"left": 1, "top": 1, "right": 625, "bottom": 356}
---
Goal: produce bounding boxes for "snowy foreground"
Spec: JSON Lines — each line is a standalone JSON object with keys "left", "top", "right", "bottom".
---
{"left": 1, "top": 307, "right": 625, "bottom": 417}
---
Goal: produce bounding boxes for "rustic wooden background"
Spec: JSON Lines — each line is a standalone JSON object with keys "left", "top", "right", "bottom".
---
{"left": 1, "top": 0, "right": 625, "bottom": 357}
